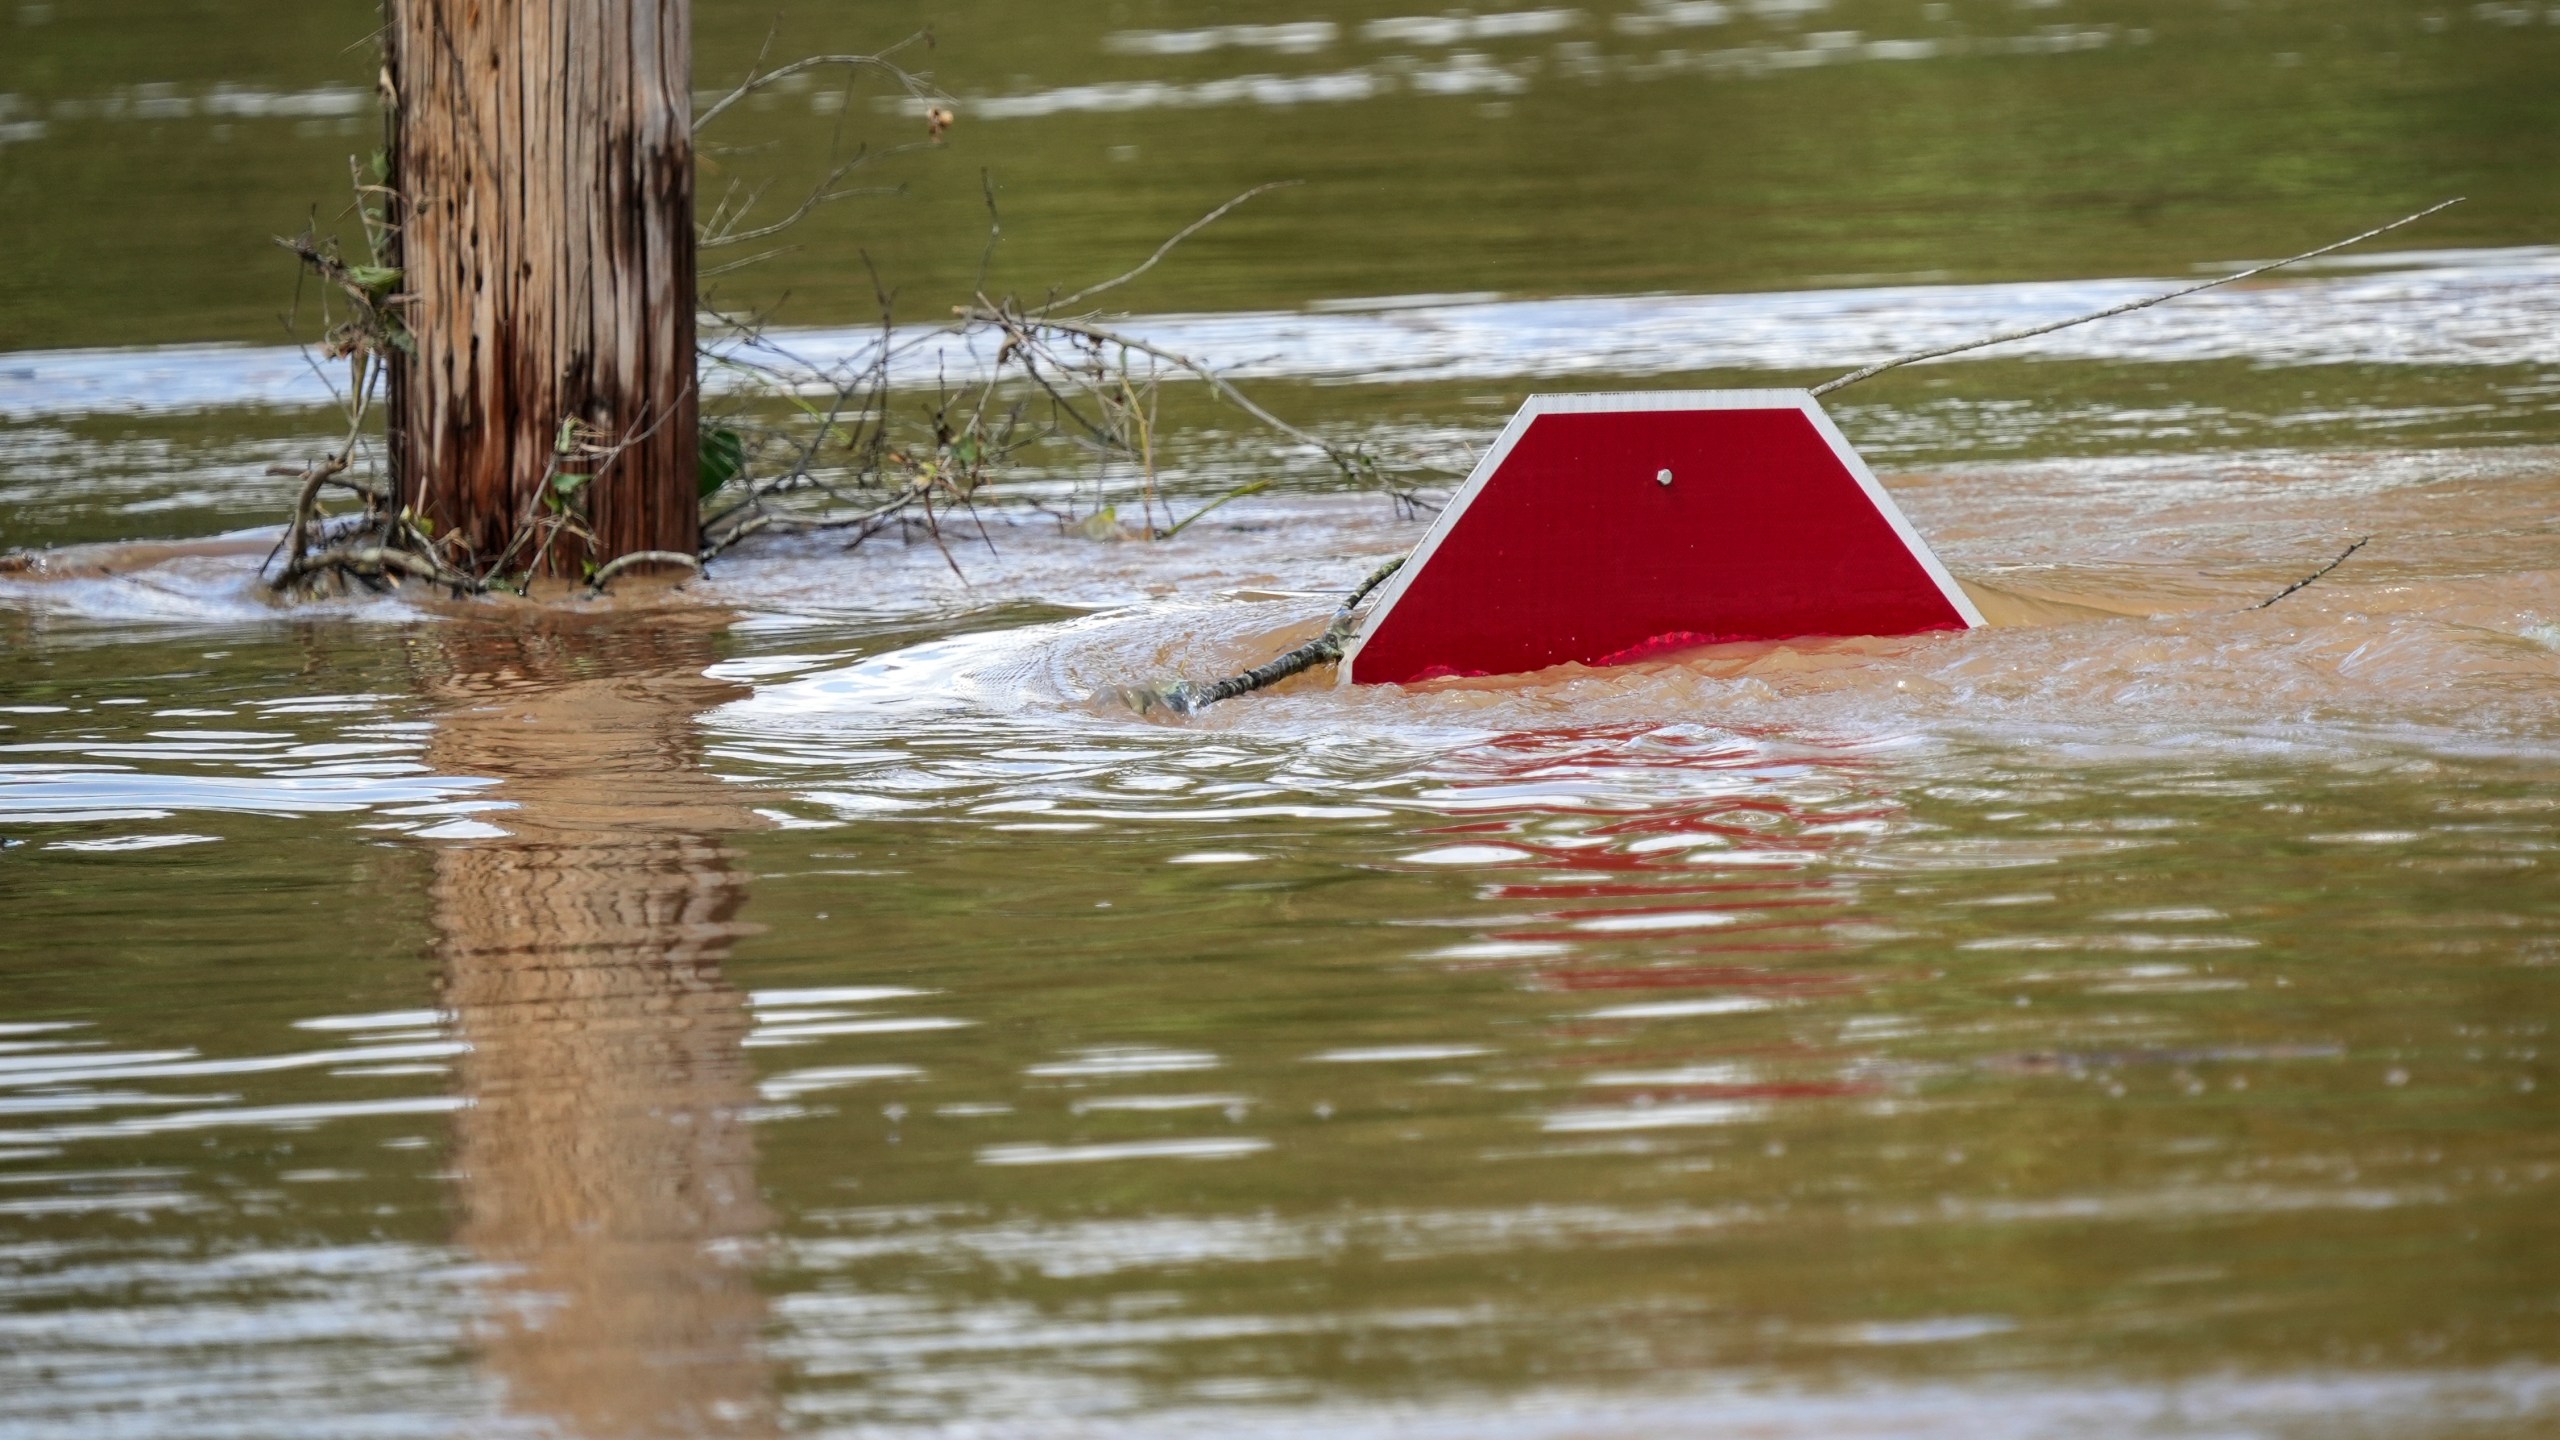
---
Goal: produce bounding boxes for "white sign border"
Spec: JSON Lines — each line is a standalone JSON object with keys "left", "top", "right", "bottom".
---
{"left": 1337, "top": 389, "right": 1985, "bottom": 686}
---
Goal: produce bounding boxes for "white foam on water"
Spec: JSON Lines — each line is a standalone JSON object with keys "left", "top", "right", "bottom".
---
{"left": 7, "top": 247, "right": 2555, "bottom": 419}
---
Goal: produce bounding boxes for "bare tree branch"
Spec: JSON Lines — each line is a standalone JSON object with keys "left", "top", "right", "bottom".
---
{"left": 1810, "top": 199, "right": 2463, "bottom": 397}
{"left": 694, "top": 32, "right": 939, "bottom": 134}
{"left": 2250, "top": 536, "right": 2369, "bottom": 611}
{"left": 1125, "top": 557, "right": 1407, "bottom": 714}
{"left": 1052, "top": 181, "right": 1300, "bottom": 311}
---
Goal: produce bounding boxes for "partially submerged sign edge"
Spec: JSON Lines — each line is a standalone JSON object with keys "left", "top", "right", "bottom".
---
{"left": 1339, "top": 389, "right": 1984, "bottom": 686}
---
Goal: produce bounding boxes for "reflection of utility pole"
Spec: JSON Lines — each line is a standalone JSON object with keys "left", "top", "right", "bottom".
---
{"left": 422, "top": 620, "right": 776, "bottom": 1439}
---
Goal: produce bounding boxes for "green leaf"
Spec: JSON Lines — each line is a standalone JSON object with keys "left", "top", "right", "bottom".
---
{"left": 368, "top": 149, "right": 389, "bottom": 183}
{"left": 698, "top": 425, "right": 746, "bottom": 498}
{"left": 1155, "top": 478, "right": 1271, "bottom": 541}
{"left": 346, "top": 265, "right": 402, "bottom": 293}
{"left": 551, "top": 471, "right": 591, "bottom": 495}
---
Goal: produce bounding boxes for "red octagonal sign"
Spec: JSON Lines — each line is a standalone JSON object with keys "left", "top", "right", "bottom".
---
{"left": 1342, "top": 390, "right": 1982, "bottom": 685}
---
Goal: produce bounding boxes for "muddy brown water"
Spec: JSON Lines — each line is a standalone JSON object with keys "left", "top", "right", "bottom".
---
{"left": 5, "top": 2, "right": 2560, "bottom": 1437}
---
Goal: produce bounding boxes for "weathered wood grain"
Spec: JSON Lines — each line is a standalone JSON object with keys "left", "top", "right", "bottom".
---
{"left": 385, "top": 0, "right": 698, "bottom": 572}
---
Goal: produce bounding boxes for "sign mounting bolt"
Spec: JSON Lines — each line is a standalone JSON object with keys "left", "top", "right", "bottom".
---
{"left": 1656, "top": 468, "right": 1674, "bottom": 487}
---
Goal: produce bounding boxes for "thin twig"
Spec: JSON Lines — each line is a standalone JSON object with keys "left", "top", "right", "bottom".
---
{"left": 587, "top": 549, "right": 704, "bottom": 592}
{"left": 1127, "top": 557, "right": 1406, "bottom": 715}
{"left": 281, "top": 468, "right": 390, "bottom": 502}
{"left": 703, "top": 175, "right": 901, "bottom": 249}
{"left": 973, "top": 169, "right": 1003, "bottom": 300}
{"left": 1155, "top": 478, "right": 1270, "bottom": 541}
{"left": 1809, "top": 199, "right": 2464, "bottom": 397}
{"left": 701, "top": 488, "right": 927, "bottom": 560}
{"left": 277, "top": 543, "right": 479, "bottom": 594}
{"left": 264, "top": 352, "right": 378, "bottom": 587}
{"left": 1053, "top": 181, "right": 1299, "bottom": 311}
{"left": 2250, "top": 536, "right": 2369, "bottom": 611}
{"left": 964, "top": 307, "right": 1370, "bottom": 480}
{"left": 694, "top": 35, "right": 936, "bottom": 134}
{"left": 700, "top": 507, "right": 781, "bottom": 558}
{"left": 701, "top": 244, "right": 803, "bottom": 279}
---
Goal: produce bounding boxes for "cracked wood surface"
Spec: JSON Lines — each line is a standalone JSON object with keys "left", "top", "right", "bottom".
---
{"left": 386, "top": 0, "right": 699, "bottom": 571}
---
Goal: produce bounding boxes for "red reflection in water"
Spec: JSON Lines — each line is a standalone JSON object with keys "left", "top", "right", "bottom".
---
{"left": 1413, "top": 726, "right": 1901, "bottom": 853}
{"left": 1492, "top": 920, "right": 1844, "bottom": 946}
{"left": 1545, "top": 1043, "right": 1847, "bottom": 1068}
{"left": 1542, "top": 966, "right": 1860, "bottom": 991}
{"left": 1546, "top": 899, "right": 1842, "bottom": 919}
{"left": 1582, "top": 1081, "right": 1882, "bottom": 1102}
{"left": 1488, "top": 880, "right": 1836, "bottom": 900}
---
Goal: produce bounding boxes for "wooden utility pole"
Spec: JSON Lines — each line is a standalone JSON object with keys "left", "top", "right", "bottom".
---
{"left": 383, "top": 0, "right": 699, "bottom": 574}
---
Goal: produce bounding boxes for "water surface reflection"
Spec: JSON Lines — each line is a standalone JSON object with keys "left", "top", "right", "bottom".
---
{"left": 423, "top": 621, "right": 776, "bottom": 1438}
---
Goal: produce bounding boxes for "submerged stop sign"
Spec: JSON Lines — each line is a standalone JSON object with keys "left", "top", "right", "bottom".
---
{"left": 1340, "top": 390, "right": 1982, "bottom": 685}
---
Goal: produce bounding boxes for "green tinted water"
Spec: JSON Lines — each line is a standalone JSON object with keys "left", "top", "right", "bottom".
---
{"left": 5, "top": 0, "right": 2558, "bottom": 345}
{"left": 4, "top": 2, "right": 2560, "bottom": 1436}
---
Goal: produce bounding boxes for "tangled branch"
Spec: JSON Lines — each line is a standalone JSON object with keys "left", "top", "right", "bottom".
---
{"left": 1121, "top": 557, "right": 1406, "bottom": 715}
{"left": 697, "top": 177, "right": 1424, "bottom": 572}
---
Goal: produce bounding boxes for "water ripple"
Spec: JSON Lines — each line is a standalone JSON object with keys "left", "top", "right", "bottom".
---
{"left": 7, "top": 247, "right": 2553, "bottom": 418}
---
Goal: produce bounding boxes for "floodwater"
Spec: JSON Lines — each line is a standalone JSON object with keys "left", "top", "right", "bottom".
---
{"left": 4, "top": 2, "right": 2560, "bottom": 1437}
